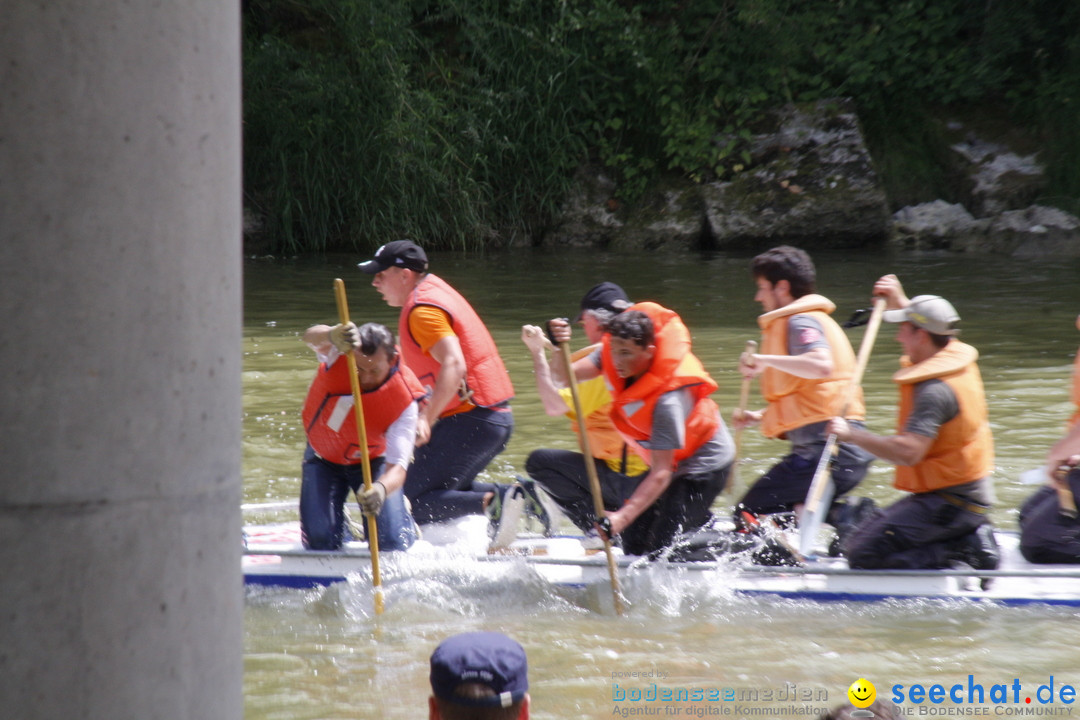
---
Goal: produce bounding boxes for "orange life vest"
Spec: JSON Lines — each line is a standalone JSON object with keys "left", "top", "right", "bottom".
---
{"left": 399, "top": 274, "right": 514, "bottom": 418}
{"left": 564, "top": 345, "right": 647, "bottom": 474}
{"left": 301, "top": 355, "right": 426, "bottom": 465}
{"left": 757, "top": 294, "right": 865, "bottom": 439}
{"left": 893, "top": 341, "right": 995, "bottom": 493}
{"left": 601, "top": 302, "right": 720, "bottom": 465}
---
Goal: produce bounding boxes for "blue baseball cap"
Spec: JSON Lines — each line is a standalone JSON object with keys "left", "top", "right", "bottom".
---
{"left": 430, "top": 632, "right": 528, "bottom": 708}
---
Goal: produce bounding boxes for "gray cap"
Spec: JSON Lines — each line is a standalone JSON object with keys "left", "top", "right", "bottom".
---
{"left": 883, "top": 295, "right": 960, "bottom": 335}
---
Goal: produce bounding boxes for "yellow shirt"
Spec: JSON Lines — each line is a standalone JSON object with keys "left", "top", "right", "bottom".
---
{"left": 558, "top": 378, "right": 648, "bottom": 475}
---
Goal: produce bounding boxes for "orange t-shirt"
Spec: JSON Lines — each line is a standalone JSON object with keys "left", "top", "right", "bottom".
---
{"left": 407, "top": 305, "right": 475, "bottom": 416}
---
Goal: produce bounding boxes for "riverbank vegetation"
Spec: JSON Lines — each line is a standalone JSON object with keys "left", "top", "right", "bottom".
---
{"left": 243, "top": 0, "right": 1080, "bottom": 252}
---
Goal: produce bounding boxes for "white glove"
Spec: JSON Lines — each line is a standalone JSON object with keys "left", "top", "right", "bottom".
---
{"left": 328, "top": 322, "right": 359, "bottom": 353}
{"left": 359, "top": 481, "right": 387, "bottom": 517}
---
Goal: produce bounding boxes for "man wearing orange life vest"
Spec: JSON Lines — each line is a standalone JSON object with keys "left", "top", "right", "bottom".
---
{"left": 828, "top": 276, "right": 999, "bottom": 570}
{"left": 359, "top": 240, "right": 517, "bottom": 531}
{"left": 1018, "top": 312, "right": 1080, "bottom": 563}
{"left": 520, "top": 282, "right": 649, "bottom": 534}
{"left": 735, "top": 246, "right": 875, "bottom": 529}
{"left": 550, "top": 303, "right": 734, "bottom": 556}
{"left": 299, "top": 322, "right": 424, "bottom": 551}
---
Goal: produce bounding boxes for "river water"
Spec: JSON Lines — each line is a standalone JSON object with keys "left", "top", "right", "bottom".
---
{"left": 242, "top": 248, "right": 1080, "bottom": 720}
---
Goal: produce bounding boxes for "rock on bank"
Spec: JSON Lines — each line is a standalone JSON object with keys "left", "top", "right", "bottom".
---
{"left": 542, "top": 99, "right": 890, "bottom": 251}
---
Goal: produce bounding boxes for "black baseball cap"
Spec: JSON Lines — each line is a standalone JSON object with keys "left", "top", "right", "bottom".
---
{"left": 575, "top": 282, "right": 631, "bottom": 322}
{"left": 430, "top": 632, "right": 528, "bottom": 708}
{"left": 358, "top": 240, "right": 429, "bottom": 274}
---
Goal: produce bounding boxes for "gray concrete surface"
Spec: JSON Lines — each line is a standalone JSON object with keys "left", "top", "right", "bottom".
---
{"left": 0, "top": 2, "right": 243, "bottom": 717}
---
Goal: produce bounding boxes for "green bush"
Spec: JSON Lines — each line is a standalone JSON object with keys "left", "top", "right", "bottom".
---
{"left": 243, "top": 0, "right": 1080, "bottom": 252}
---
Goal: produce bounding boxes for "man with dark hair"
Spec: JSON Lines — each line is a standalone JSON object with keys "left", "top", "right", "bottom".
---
{"left": 735, "top": 245, "right": 875, "bottom": 540}
{"left": 358, "top": 240, "right": 518, "bottom": 538}
{"left": 298, "top": 321, "right": 424, "bottom": 551}
{"left": 551, "top": 302, "right": 734, "bottom": 556}
{"left": 828, "top": 275, "right": 999, "bottom": 570}
{"left": 520, "top": 282, "right": 648, "bottom": 534}
{"left": 429, "top": 632, "right": 530, "bottom": 720}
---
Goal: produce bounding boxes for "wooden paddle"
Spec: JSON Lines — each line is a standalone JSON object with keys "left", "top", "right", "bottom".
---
{"left": 729, "top": 340, "right": 758, "bottom": 497}
{"left": 797, "top": 297, "right": 886, "bottom": 558}
{"left": 558, "top": 340, "right": 625, "bottom": 615}
{"left": 334, "top": 278, "right": 384, "bottom": 615}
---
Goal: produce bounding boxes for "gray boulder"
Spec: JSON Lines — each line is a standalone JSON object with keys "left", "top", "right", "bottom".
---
{"left": 701, "top": 99, "right": 890, "bottom": 249}
{"left": 544, "top": 98, "right": 891, "bottom": 250}
{"left": 949, "top": 135, "right": 1046, "bottom": 217}
{"left": 982, "top": 205, "right": 1080, "bottom": 258}
{"left": 891, "top": 200, "right": 989, "bottom": 251}
{"left": 890, "top": 201, "right": 1080, "bottom": 256}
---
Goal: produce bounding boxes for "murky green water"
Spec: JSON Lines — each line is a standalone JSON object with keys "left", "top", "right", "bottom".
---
{"left": 243, "top": 248, "right": 1080, "bottom": 720}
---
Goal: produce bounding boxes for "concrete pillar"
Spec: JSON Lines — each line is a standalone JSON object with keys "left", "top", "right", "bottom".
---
{"left": 0, "top": 2, "right": 242, "bottom": 718}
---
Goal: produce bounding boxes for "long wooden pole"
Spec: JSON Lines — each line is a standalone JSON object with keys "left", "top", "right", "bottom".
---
{"left": 797, "top": 297, "right": 886, "bottom": 558}
{"left": 558, "top": 341, "right": 625, "bottom": 615}
{"left": 334, "top": 278, "right": 384, "bottom": 615}
{"left": 728, "top": 340, "right": 758, "bottom": 497}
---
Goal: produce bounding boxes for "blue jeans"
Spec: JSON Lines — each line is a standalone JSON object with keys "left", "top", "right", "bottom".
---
{"left": 404, "top": 406, "right": 514, "bottom": 524}
{"left": 299, "top": 444, "right": 418, "bottom": 551}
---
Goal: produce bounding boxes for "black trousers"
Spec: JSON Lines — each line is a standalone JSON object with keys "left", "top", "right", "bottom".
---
{"left": 525, "top": 448, "right": 646, "bottom": 532}
{"left": 526, "top": 447, "right": 730, "bottom": 555}
{"left": 843, "top": 492, "right": 988, "bottom": 569}
{"left": 1019, "top": 469, "right": 1080, "bottom": 564}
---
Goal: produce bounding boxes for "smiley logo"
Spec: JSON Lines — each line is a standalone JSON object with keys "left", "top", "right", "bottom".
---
{"left": 848, "top": 678, "right": 876, "bottom": 708}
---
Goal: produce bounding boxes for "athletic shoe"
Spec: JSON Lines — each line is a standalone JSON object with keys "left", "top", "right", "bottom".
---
{"left": 514, "top": 477, "right": 554, "bottom": 537}
{"left": 487, "top": 484, "right": 525, "bottom": 549}
{"left": 947, "top": 524, "right": 1000, "bottom": 571}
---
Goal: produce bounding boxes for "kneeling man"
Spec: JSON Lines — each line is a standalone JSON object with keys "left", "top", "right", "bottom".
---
{"left": 552, "top": 303, "right": 734, "bottom": 556}
{"left": 299, "top": 321, "right": 425, "bottom": 551}
{"left": 828, "top": 277, "right": 998, "bottom": 570}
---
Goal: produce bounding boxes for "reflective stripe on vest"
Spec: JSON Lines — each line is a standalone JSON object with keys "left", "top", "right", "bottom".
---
{"left": 301, "top": 357, "right": 426, "bottom": 465}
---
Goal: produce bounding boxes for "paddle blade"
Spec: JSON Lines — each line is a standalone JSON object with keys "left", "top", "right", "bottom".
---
{"left": 798, "top": 476, "right": 835, "bottom": 558}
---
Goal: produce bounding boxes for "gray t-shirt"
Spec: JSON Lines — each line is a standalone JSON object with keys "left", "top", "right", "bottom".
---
{"left": 784, "top": 314, "right": 833, "bottom": 448}
{"left": 638, "top": 387, "right": 734, "bottom": 479}
{"left": 906, "top": 378, "right": 994, "bottom": 505}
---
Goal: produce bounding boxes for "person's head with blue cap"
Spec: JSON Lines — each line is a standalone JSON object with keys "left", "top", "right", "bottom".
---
{"left": 429, "top": 632, "right": 530, "bottom": 720}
